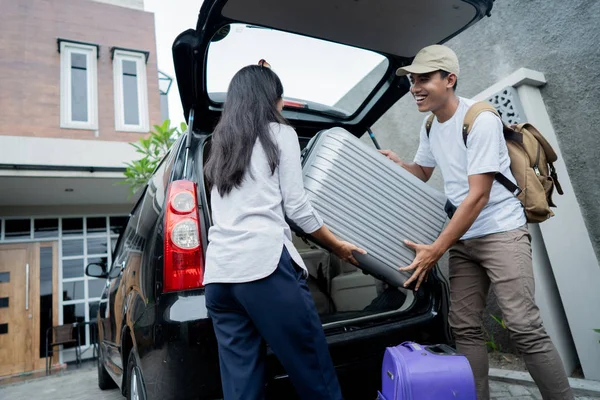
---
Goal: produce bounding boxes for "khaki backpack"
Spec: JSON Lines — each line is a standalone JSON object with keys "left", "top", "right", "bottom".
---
{"left": 425, "top": 101, "right": 564, "bottom": 223}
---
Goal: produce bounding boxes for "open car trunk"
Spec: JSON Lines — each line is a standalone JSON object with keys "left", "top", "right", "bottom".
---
{"left": 198, "top": 135, "right": 424, "bottom": 330}
{"left": 184, "top": 0, "right": 495, "bottom": 347}
{"left": 291, "top": 233, "right": 416, "bottom": 326}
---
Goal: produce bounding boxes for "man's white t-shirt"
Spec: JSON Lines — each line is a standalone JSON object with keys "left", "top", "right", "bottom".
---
{"left": 414, "top": 97, "right": 526, "bottom": 240}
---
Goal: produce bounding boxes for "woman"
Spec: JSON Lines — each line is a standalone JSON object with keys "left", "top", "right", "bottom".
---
{"left": 203, "top": 62, "right": 366, "bottom": 400}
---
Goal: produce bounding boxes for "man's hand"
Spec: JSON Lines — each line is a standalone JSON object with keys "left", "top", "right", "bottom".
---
{"left": 378, "top": 149, "right": 402, "bottom": 164}
{"left": 400, "top": 239, "right": 444, "bottom": 291}
{"left": 378, "top": 150, "right": 434, "bottom": 182}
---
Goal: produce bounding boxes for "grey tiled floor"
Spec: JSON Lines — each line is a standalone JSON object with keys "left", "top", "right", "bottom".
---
{"left": 490, "top": 380, "right": 600, "bottom": 400}
{"left": 1, "top": 366, "right": 599, "bottom": 400}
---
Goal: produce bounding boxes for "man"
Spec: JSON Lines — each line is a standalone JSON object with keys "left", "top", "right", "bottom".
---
{"left": 380, "top": 44, "right": 573, "bottom": 400}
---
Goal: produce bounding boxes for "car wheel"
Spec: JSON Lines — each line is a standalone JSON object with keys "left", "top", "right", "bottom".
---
{"left": 97, "top": 347, "right": 117, "bottom": 390}
{"left": 126, "top": 352, "right": 146, "bottom": 400}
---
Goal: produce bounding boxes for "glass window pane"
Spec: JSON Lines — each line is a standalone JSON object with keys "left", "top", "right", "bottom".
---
{"left": 71, "top": 53, "right": 88, "bottom": 122}
{"left": 5, "top": 219, "right": 30, "bottom": 239}
{"left": 87, "top": 237, "right": 108, "bottom": 256}
{"left": 0, "top": 272, "right": 9, "bottom": 283}
{"left": 0, "top": 324, "right": 7, "bottom": 335}
{"left": 62, "top": 218, "right": 83, "bottom": 237}
{"left": 62, "top": 258, "right": 84, "bottom": 279}
{"left": 40, "top": 247, "right": 53, "bottom": 296}
{"left": 0, "top": 298, "right": 8, "bottom": 308}
{"left": 110, "top": 217, "right": 128, "bottom": 235}
{"left": 88, "top": 256, "right": 108, "bottom": 266}
{"left": 88, "top": 279, "right": 106, "bottom": 299}
{"left": 40, "top": 246, "right": 53, "bottom": 358}
{"left": 122, "top": 60, "right": 137, "bottom": 75}
{"left": 206, "top": 23, "right": 388, "bottom": 116}
{"left": 89, "top": 301, "right": 100, "bottom": 322}
{"left": 87, "top": 217, "right": 106, "bottom": 234}
{"left": 123, "top": 60, "right": 140, "bottom": 125}
{"left": 34, "top": 219, "right": 59, "bottom": 238}
{"left": 62, "top": 281, "right": 85, "bottom": 301}
{"left": 71, "top": 53, "right": 87, "bottom": 69}
{"left": 61, "top": 303, "right": 85, "bottom": 349}
{"left": 62, "top": 239, "right": 83, "bottom": 257}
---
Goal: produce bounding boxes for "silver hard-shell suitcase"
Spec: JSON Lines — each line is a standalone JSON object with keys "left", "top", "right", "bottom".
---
{"left": 297, "top": 127, "right": 448, "bottom": 290}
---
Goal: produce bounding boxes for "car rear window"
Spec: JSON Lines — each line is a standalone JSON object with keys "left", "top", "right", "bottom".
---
{"left": 206, "top": 23, "right": 388, "bottom": 117}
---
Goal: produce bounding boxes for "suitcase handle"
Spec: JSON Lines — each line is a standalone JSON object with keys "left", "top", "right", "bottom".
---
{"left": 400, "top": 341, "right": 424, "bottom": 352}
{"left": 424, "top": 344, "right": 457, "bottom": 356}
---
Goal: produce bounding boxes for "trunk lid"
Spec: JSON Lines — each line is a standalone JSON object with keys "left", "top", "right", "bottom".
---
{"left": 172, "top": 0, "right": 493, "bottom": 136}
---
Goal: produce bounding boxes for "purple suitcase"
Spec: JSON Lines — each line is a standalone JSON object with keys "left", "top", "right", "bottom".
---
{"left": 378, "top": 342, "right": 476, "bottom": 400}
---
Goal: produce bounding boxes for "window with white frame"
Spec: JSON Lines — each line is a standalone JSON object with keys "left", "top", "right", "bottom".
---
{"left": 59, "top": 41, "right": 98, "bottom": 130}
{"left": 113, "top": 49, "right": 149, "bottom": 132}
{"left": 0, "top": 215, "right": 128, "bottom": 362}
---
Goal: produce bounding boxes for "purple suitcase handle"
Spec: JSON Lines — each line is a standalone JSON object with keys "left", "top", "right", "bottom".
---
{"left": 400, "top": 342, "right": 458, "bottom": 356}
{"left": 424, "top": 343, "right": 458, "bottom": 356}
{"left": 400, "top": 341, "right": 424, "bottom": 352}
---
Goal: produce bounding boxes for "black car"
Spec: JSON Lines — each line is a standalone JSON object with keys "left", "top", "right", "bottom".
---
{"left": 85, "top": 1, "right": 494, "bottom": 399}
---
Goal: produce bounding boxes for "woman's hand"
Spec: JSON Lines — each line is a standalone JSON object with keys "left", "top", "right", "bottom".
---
{"left": 333, "top": 241, "right": 367, "bottom": 266}
{"left": 309, "top": 226, "right": 366, "bottom": 265}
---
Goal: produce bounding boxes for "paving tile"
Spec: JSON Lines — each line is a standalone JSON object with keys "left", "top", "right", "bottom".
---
{"left": 490, "top": 380, "right": 510, "bottom": 391}
{"left": 2, "top": 366, "right": 599, "bottom": 400}
{"left": 508, "top": 383, "right": 535, "bottom": 396}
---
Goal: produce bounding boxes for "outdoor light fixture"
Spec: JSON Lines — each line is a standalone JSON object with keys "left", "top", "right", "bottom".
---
{"left": 158, "top": 70, "right": 173, "bottom": 95}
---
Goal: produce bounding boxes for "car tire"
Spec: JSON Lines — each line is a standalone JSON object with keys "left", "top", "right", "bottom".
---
{"left": 126, "top": 352, "right": 147, "bottom": 400}
{"left": 97, "top": 347, "right": 117, "bottom": 390}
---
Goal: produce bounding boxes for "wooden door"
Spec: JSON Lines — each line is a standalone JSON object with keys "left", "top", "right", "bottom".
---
{"left": 0, "top": 243, "right": 38, "bottom": 377}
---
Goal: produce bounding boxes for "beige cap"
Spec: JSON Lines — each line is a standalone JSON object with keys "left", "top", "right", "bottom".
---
{"left": 396, "top": 45, "right": 460, "bottom": 77}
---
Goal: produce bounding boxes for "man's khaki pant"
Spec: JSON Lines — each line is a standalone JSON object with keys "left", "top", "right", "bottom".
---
{"left": 448, "top": 225, "right": 574, "bottom": 400}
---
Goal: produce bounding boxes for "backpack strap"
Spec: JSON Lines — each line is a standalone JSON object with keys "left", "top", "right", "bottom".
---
{"left": 463, "top": 102, "right": 521, "bottom": 196}
{"left": 462, "top": 101, "right": 501, "bottom": 145}
{"left": 425, "top": 114, "right": 435, "bottom": 137}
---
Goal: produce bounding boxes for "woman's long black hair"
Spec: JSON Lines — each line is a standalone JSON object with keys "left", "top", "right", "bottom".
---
{"left": 204, "top": 64, "right": 288, "bottom": 196}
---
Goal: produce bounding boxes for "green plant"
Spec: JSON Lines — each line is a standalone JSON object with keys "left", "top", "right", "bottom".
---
{"left": 594, "top": 329, "right": 600, "bottom": 343}
{"left": 484, "top": 314, "right": 507, "bottom": 353}
{"left": 484, "top": 327, "right": 501, "bottom": 353}
{"left": 120, "top": 119, "right": 187, "bottom": 196}
{"left": 490, "top": 314, "right": 507, "bottom": 330}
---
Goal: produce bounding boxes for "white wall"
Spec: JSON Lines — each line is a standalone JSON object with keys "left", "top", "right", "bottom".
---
{"left": 0, "top": 136, "right": 138, "bottom": 169}
{"left": 0, "top": 204, "right": 132, "bottom": 217}
{"left": 91, "top": 0, "right": 144, "bottom": 11}
{"left": 474, "top": 68, "right": 600, "bottom": 381}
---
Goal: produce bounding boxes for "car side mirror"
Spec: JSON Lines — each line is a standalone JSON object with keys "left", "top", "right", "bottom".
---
{"left": 86, "top": 263, "right": 108, "bottom": 279}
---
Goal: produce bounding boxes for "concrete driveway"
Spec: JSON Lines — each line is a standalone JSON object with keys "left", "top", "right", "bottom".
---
{"left": 1, "top": 364, "right": 599, "bottom": 400}
{"left": 0, "top": 366, "right": 120, "bottom": 400}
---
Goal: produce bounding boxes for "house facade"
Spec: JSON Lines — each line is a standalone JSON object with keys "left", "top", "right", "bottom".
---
{"left": 0, "top": 0, "right": 162, "bottom": 377}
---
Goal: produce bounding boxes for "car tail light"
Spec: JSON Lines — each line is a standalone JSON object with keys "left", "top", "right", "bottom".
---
{"left": 283, "top": 99, "right": 308, "bottom": 109}
{"left": 164, "top": 180, "right": 204, "bottom": 292}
